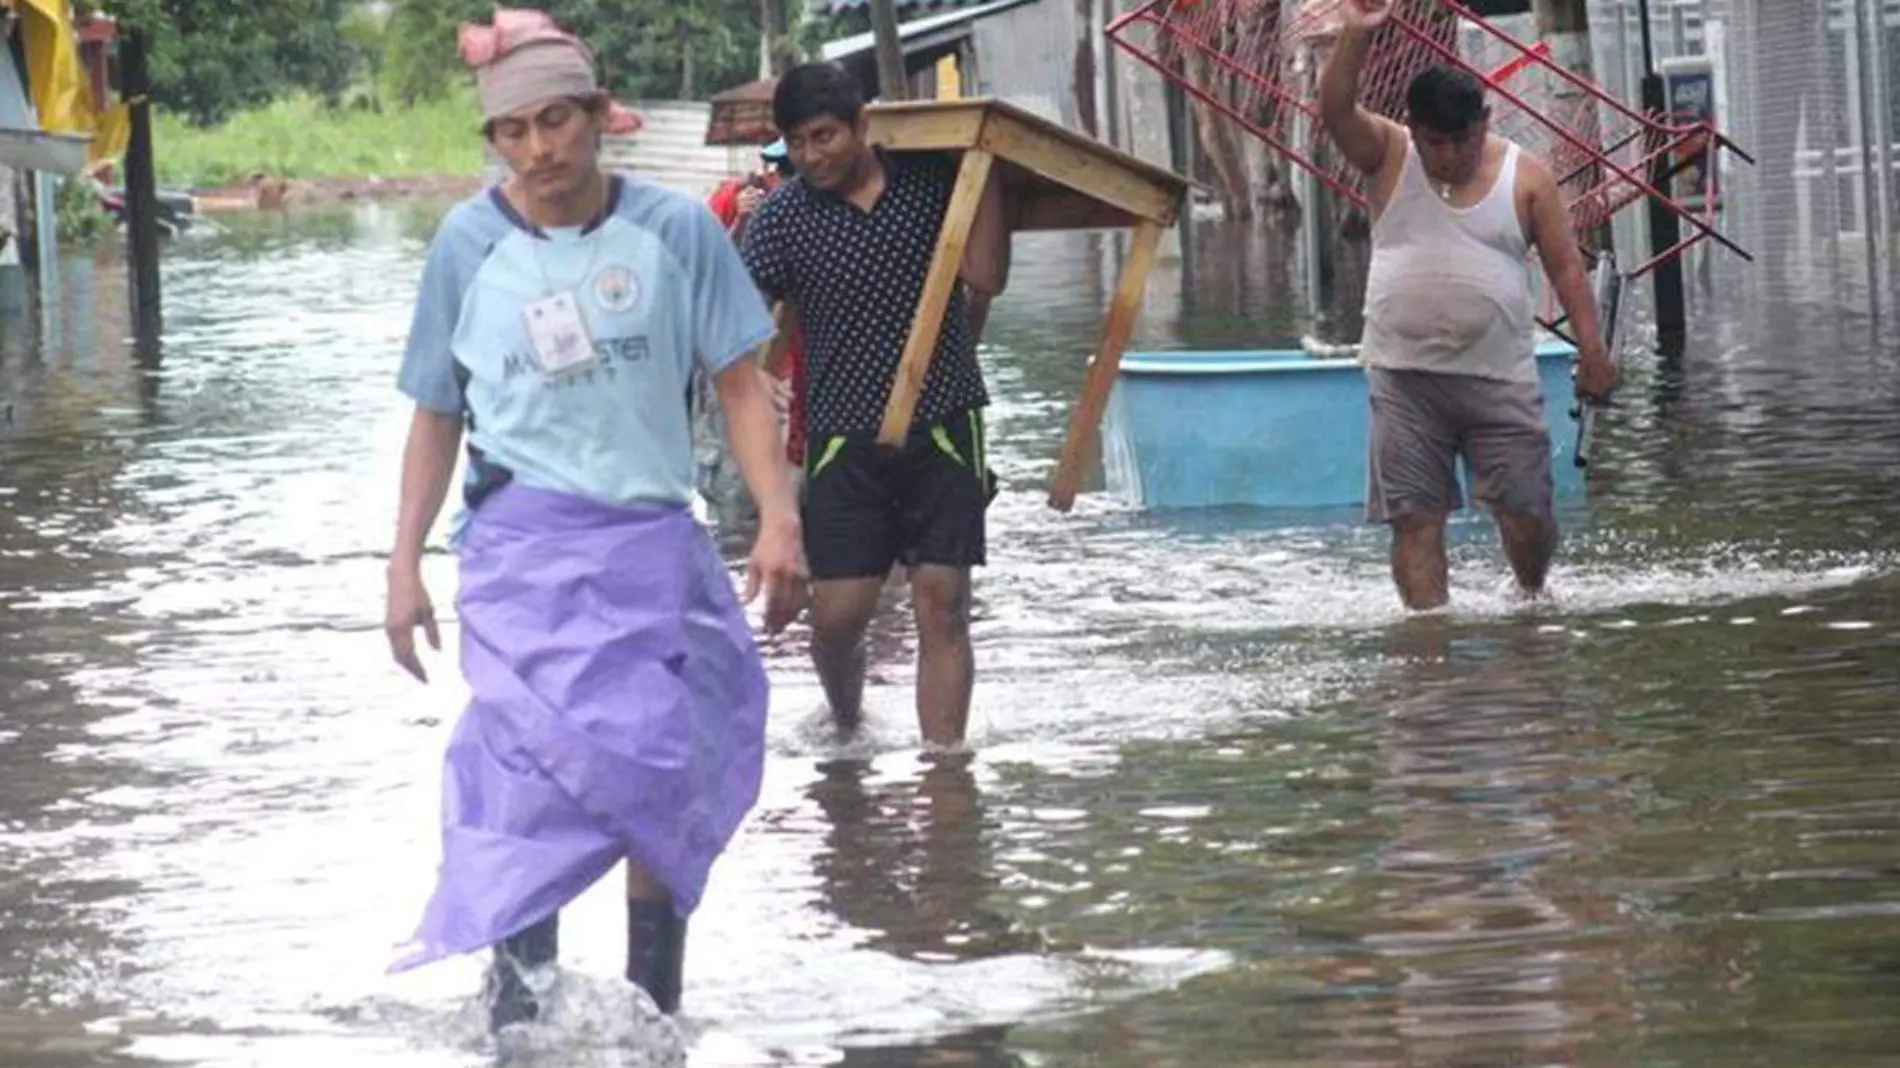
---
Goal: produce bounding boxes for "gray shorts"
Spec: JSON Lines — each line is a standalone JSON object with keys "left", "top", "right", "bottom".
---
{"left": 1365, "top": 367, "right": 1553, "bottom": 524}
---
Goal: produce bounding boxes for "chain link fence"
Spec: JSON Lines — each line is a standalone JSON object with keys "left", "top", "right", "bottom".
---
{"left": 1586, "top": 0, "right": 1899, "bottom": 314}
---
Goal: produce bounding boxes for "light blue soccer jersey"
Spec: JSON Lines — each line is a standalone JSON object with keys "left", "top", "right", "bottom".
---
{"left": 397, "top": 175, "right": 774, "bottom": 512}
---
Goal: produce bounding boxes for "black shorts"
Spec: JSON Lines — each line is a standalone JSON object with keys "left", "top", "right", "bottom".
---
{"left": 801, "top": 407, "right": 996, "bottom": 581}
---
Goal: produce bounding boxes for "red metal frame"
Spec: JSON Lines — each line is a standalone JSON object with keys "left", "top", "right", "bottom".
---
{"left": 1485, "top": 39, "right": 1549, "bottom": 85}
{"left": 1105, "top": 0, "right": 1753, "bottom": 283}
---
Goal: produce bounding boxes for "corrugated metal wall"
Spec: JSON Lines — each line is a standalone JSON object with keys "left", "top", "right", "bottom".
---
{"left": 971, "top": 0, "right": 1082, "bottom": 126}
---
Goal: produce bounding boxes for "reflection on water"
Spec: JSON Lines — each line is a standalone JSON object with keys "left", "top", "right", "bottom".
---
{"left": 807, "top": 754, "right": 1046, "bottom": 964}
{"left": 1, "top": 203, "right": 1898, "bottom": 1067}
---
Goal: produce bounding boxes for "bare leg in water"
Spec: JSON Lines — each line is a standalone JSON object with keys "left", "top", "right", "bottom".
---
{"left": 909, "top": 564, "right": 974, "bottom": 747}
{"left": 809, "top": 568, "right": 975, "bottom": 745}
{"left": 810, "top": 575, "right": 886, "bottom": 732}
{"left": 1390, "top": 515, "right": 1450, "bottom": 611}
{"left": 1494, "top": 509, "right": 1558, "bottom": 597}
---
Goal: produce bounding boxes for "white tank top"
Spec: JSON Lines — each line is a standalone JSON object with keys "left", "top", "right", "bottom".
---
{"left": 1360, "top": 139, "right": 1537, "bottom": 383}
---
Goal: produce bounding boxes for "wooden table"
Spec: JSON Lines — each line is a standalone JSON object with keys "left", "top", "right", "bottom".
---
{"left": 859, "top": 98, "right": 1191, "bottom": 512}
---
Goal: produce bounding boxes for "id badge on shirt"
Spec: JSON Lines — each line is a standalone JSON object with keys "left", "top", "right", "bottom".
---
{"left": 523, "top": 292, "right": 598, "bottom": 375}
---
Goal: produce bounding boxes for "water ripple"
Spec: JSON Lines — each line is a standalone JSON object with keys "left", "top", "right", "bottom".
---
{"left": 0, "top": 211, "right": 1896, "bottom": 1066}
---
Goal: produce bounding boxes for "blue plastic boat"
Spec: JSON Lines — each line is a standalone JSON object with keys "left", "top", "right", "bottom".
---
{"left": 1100, "top": 340, "right": 1584, "bottom": 512}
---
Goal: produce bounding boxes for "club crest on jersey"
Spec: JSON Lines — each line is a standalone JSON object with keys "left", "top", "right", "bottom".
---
{"left": 592, "top": 265, "right": 639, "bottom": 314}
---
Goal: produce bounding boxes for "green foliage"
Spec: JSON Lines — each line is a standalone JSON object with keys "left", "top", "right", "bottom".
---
{"left": 96, "top": 0, "right": 827, "bottom": 147}
{"left": 54, "top": 175, "right": 112, "bottom": 246}
{"left": 98, "top": 0, "right": 361, "bottom": 127}
{"left": 153, "top": 87, "right": 485, "bottom": 189}
{"left": 794, "top": 9, "right": 855, "bottom": 62}
{"left": 339, "top": 4, "right": 392, "bottom": 112}
{"left": 381, "top": 0, "right": 489, "bottom": 108}
{"left": 549, "top": 0, "right": 756, "bottom": 101}
{"left": 380, "top": 0, "right": 769, "bottom": 108}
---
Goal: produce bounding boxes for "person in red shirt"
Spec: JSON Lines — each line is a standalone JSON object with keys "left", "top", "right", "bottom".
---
{"left": 708, "top": 138, "right": 788, "bottom": 234}
{"left": 709, "top": 140, "right": 808, "bottom": 468}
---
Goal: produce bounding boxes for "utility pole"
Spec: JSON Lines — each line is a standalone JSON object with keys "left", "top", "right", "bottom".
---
{"left": 1635, "top": 0, "right": 1686, "bottom": 354}
{"left": 868, "top": 0, "right": 908, "bottom": 100}
{"left": 122, "top": 27, "right": 163, "bottom": 355}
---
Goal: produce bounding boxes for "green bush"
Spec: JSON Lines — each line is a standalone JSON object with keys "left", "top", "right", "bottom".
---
{"left": 153, "top": 86, "right": 485, "bottom": 189}
{"left": 55, "top": 174, "right": 113, "bottom": 246}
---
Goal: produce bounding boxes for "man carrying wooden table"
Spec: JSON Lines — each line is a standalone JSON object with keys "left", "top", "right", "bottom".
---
{"left": 740, "top": 62, "right": 1012, "bottom": 747}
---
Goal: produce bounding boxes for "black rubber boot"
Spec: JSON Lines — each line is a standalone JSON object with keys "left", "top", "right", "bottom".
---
{"left": 625, "top": 898, "right": 686, "bottom": 1014}
{"left": 487, "top": 912, "right": 559, "bottom": 1032}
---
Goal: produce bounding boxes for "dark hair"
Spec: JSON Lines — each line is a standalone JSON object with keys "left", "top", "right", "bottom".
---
{"left": 1405, "top": 64, "right": 1485, "bottom": 135}
{"left": 773, "top": 62, "right": 863, "bottom": 136}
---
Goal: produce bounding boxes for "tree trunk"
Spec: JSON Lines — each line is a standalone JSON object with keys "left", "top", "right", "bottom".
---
{"left": 760, "top": 0, "right": 795, "bottom": 77}
{"left": 759, "top": 0, "right": 773, "bottom": 79}
{"left": 678, "top": 22, "right": 697, "bottom": 100}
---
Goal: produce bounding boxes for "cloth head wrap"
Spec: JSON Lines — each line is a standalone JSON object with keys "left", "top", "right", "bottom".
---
{"left": 459, "top": 7, "right": 642, "bottom": 134}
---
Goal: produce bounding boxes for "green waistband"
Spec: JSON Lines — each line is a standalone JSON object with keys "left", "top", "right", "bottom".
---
{"left": 808, "top": 410, "right": 986, "bottom": 478}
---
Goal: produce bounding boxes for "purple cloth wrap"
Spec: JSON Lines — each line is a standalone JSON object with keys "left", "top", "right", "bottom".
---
{"left": 388, "top": 484, "right": 767, "bottom": 973}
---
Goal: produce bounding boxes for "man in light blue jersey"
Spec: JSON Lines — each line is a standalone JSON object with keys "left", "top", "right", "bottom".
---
{"left": 380, "top": 8, "right": 804, "bottom": 1032}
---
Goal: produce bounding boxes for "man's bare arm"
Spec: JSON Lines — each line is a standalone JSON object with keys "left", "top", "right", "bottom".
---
{"left": 1523, "top": 157, "right": 1603, "bottom": 354}
{"left": 713, "top": 359, "right": 799, "bottom": 528}
{"left": 960, "top": 168, "right": 1012, "bottom": 298}
{"left": 714, "top": 356, "right": 807, "bottom": 633}
{"left": 385, "top": 405, "right": 462, "bottom": 681}
{"left": 1317, "top": 26, "right": 1400, "bottom": 176}
{"left": 958, "top": 168, "right": 1012, "bottom": 345}
{"left": 390, "top": 407, "right": 463, "bottom": 572}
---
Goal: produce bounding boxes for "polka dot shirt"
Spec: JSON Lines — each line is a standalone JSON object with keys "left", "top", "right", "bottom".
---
{"left": 739, "top": 149, "right": 989, "bottom": 437}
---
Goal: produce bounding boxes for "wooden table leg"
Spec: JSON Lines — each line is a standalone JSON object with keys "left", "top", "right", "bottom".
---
{"left": 1047, "top": 217, "right": 1165, "bottom": 512}
{"left": 877, "top": 148, "right": 996, "bottom": 448}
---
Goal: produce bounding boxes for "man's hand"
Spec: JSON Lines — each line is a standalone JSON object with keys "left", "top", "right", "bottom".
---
{"left": 1521, "top": 155, "right": 1616, "bottom": 402}
{"left": 386, "top": 563, "right": 440, "bottom": 682}
{"left": 1316, "top": 0, "right": 1399, "bottom": 177}
{"left": 1341, "top": 0, "right": 1392, "bottom": 30}
{"left": 385, "top": 406, "right": 462, "bottom": 683}
{"left": 736, "top": 185, "right": 765, "bottom": 218}
{"left": 713, "top": 357, "right": 807, "bottom": 634}
{"left": 1576, "top": 340, "right": 1618, "bottom": 400}
{"left": 959, "top": 168, "right": 1013, "bottom": 299}
{"left": 744, "top": 512, "right": 808, "bottom": 635}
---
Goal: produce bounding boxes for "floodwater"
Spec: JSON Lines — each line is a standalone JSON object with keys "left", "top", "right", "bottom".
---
{"left": 2, "top": 201, "right": 1898, "bottom": 1068}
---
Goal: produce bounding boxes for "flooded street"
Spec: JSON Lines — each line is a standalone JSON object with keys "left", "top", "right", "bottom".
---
{"left": 3, "top": 202, "right": 1898, "bottom": 1067}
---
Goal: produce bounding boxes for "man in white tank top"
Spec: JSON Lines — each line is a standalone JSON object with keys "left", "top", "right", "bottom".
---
{"left": 1317, "top": 0, "right": 1616, "bottom": 610}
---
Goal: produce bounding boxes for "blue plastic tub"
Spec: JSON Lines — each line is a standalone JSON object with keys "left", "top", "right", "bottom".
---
{"left": 1100, "top": 340, "right": 1584, "bottom": 511}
